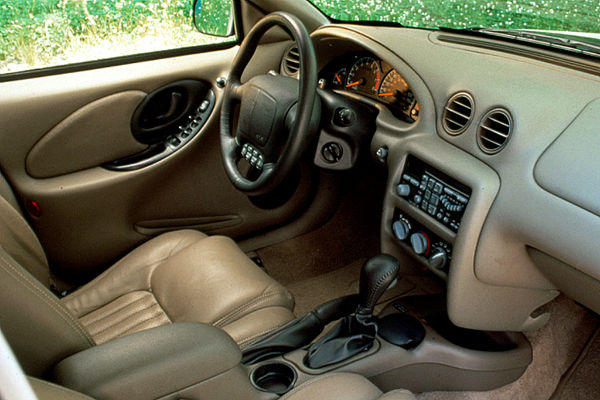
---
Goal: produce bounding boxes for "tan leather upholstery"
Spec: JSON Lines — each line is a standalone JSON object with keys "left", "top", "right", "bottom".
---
{"left": 29, "top": 377, "right": 94, "bottom": 400}
{"left": 281, "top": 373, "right": 416, "bottom": 400}
{"left": 0, "top": 195, "right": 50, "bottom": 285}
{"left": 62, "top": 230, "right": 295, "bottom": 345}
{"left": 0, "top": 247, "right": 94, "bottom": 376}
{"left": 0, "top": 185, "right": 295, "bottom": 375}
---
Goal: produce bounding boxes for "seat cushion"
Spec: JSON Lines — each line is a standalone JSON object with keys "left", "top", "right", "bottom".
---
{"left": 62, "top": 230, "right": 295, "bottom": 347}
{"left": 281, "top": 373, "right": 416, "bottom": 400}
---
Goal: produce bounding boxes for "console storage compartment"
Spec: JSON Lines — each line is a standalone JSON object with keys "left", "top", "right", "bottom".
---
{"left": 53, "top": 322, "right": 258, "bottom": 400}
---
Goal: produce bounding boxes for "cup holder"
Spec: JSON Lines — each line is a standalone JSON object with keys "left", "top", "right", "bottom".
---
{"left": 250, "top": 362, "right": 297, "bottom": 395}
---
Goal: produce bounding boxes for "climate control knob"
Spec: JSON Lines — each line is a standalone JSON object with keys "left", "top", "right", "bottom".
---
{"left": 392, "top": 220, "right": 411, "bottom": 240}
{"left": 410, "top": 232, "right": 429, "bottom": 255}
{"left": 429, "top": 246, "right": 448, "bottom": 270}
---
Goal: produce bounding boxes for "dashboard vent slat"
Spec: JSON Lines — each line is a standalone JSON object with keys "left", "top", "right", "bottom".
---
{"left": 477, "top": 108, "right": 513, "bottom": 154}
{"left": 443, "top": 92, "right": 474, "bottom": 135}
{"left": 282, "top": 45, "right": 300, "bottom": 76}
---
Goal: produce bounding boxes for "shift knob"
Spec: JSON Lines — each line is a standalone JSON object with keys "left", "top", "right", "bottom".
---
{"left": 357, "top": 254, "right": 400, "bottom": 316}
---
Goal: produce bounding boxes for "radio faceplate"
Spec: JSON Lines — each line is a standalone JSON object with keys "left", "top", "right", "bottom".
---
{"left": 397, "top": 156, "right": 471, "bottom": 233}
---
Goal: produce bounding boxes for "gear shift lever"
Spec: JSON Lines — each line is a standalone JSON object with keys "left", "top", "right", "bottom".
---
{"left": 357, "top": 254, "right": 400, "bottom": 317}
{"left": 304, "top": 254, "right": 400, "bottom": 369}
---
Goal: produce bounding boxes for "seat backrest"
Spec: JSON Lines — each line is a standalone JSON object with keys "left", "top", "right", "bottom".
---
{"left": 0, "top": 175, "right": 94, "bottom": 376}
{"left": 0, "top": 194, "right": 51, "bottom": 285}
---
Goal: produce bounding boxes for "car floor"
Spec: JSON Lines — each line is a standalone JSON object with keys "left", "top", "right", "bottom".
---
{"left": 254, "top": 168, "right": 600, "bottom": 400}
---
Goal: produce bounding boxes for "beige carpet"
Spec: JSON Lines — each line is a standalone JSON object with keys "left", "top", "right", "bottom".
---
{"left": 257, "top": 170, "right": 384, "bottom": 287}
{"left": 553, "top": 322, "right": 600, "bottom": 400}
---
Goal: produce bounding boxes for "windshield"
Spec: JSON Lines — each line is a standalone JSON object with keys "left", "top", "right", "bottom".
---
{"left": 309, "top": 0, "right": 600, "bottom": 34}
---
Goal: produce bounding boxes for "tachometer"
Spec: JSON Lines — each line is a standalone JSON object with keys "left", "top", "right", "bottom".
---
{"left": 346, "top": 56, "right": 381, "bottom": 95}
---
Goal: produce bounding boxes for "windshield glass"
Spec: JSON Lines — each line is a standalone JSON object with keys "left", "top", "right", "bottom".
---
{"left": 309, "top": 0, "right": 600, "bottom": 34}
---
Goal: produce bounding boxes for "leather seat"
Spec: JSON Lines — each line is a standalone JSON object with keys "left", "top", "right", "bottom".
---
{"left": 27, "top": 373, "right": 416, "bottom": 400}
{"left": 0, "top": 189, "right": 295, "bottom": 376}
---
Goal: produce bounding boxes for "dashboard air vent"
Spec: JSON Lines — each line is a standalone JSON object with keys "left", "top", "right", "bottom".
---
{"left": 477, "top": 108, "right": 513, "bottom": 154}
{"left": 282, "top": 46, "right": 300, "bottom": 76}
{"left": 443, "top": 92, "right": 474, "bottom": 135}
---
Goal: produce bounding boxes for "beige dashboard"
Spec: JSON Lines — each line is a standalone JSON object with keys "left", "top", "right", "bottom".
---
{"left": 304, "top": 25, "right": 600, "bottom": 332}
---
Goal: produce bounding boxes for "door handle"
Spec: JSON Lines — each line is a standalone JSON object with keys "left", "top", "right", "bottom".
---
{"left": 131, "top": 80, "right": 208, "bottom": 144}
{"left": 155, "top": 92, "right": 183, "bottom": 121}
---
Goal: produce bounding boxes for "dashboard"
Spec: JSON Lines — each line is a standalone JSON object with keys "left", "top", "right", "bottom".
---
{"left": 303, "top": 25, "right": 600, "bottom": 333}
{"left": 318, "top": 53, "right": 419, "bottom": 122}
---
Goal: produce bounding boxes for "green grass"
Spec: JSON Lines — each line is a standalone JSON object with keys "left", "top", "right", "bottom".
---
{"left": 0, "top": 0, "right": 231, "bottom": 73}
{"left": 2, "top": 0, "right": 599, "bottom": 74}
{"left": 310, "top": 0, "right": 600, "bottom": 32}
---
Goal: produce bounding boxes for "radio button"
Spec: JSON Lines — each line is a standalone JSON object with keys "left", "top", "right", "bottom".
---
{"left": 396, "top": 184, "right": 411, "bottom": 197}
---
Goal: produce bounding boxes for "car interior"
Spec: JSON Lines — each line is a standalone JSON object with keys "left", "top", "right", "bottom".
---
{"left": 0, "top": 0, "right": 599, "bottom": 399}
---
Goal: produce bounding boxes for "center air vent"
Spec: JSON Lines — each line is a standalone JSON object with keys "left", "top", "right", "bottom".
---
{"left": 477, "top": 108, "right": 513, "bottom": 154}
{"left": 443, "top": 92, "right": 474, "bottom": 135}
{"left": 282, "top": 46, "right": 300, "bottom": 76}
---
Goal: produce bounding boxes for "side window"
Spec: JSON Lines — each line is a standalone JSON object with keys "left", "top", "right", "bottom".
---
{"left": 0, "top": 0, "right": 235, "bottom": 75}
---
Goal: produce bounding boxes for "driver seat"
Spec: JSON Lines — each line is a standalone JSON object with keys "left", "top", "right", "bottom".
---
{"left": 0, "top": 179, "right": 295, "bottom": 377}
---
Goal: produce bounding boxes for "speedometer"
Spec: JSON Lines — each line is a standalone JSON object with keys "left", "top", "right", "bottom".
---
{"left": 378, "top": 69, "right": 417, "bottom": 118}
{"left": 378, "top": 69, "right": 409, "bottom": 103}
{"left": 345, "top": 56, "right": 381, "bottom": 95}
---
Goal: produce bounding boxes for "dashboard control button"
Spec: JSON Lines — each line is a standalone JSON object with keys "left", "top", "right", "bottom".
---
{"left": 392, "top": 220, "right": 411, "bottom": 240}
{"left": 434, "top": 183, "right": 443, "bottom": 194}
{"left": 334, "top": 108, "right": 355, "bottom": 126}
{"left": 456, "top": 194, "right": 469, "bottom": 204}
{"left": 444, "top": 187, "right": 456, "bottom": 196}
{"left": 376, "top": 146, "right": 388, "bottom": 161}
{"left": 413, "top": 195, "right": 422, "bottom": 204}
{"left": 199, "top": 99, "right": 210, "bottom": 112}
{"left": 396, "top": 184, "right": 411, "bottom": 197}
{"left": 410, "top": 232, "right": 429, "bottom": 255}
{"left": 321, "top": 142, "right": 343, "bottom": 163}
{"left": 167, "top": 136, "right": 181, "bottom": 147}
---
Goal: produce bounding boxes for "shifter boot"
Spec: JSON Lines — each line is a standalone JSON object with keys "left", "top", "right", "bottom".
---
{"left": 304, "top": 314, "right": 377, "bottom": 369}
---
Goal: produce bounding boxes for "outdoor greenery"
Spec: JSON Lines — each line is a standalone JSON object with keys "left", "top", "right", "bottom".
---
{"left": 1, "top": 0, "right": 599, "bottom": 74}
{"left": 311, "top": 0, "right": 600, "bottom": 32}
{"left": 0, "top": 0, "right": 232, "bottom": 73}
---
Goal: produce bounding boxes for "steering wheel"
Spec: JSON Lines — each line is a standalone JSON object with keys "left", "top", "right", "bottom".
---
{"left": 220, "top": 12, "right": 320, "bottom": 196}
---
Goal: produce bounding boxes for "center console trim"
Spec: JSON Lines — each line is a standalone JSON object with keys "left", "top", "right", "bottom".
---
{"left": 378, "top": 134, "right": 558, "bottom": 331}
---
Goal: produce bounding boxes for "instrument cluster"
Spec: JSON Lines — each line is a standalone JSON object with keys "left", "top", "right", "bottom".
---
{"left": 319, "top": 53, "right": 419, "bottom": 122}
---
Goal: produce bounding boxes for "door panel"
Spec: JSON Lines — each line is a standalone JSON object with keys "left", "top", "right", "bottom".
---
{"left": 26, "top": 91, "right": 148, "bottom": 178}
{"left": 0, "top": 42, "right": 317, "bottom": 281}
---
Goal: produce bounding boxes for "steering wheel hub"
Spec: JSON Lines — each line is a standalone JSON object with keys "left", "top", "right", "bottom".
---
{"left": 220, "top": 12, "right": 320, "bottom": 196}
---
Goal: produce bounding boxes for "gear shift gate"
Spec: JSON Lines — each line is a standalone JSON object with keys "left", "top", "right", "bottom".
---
{"left": 304, "top": 254, "right": 400, "bottom": 369}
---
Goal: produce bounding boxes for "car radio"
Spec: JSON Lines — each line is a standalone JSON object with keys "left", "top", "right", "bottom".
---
{"left": 396, "top": 155, "right": 471, "bottom": 233}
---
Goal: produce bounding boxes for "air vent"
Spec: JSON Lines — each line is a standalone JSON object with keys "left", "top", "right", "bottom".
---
{"left": 477, "top": 108, "right": 513, "bottom": 154}
{"left": 282, "top": 46, "right": 300, "bottom": 76}
{"left": 443, "top": 92, "right": 474, "bottom": 135}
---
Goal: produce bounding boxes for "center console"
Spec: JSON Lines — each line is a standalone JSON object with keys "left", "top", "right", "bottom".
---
{"left": 388, "top": 155, "right": 471, "bottom": 279}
